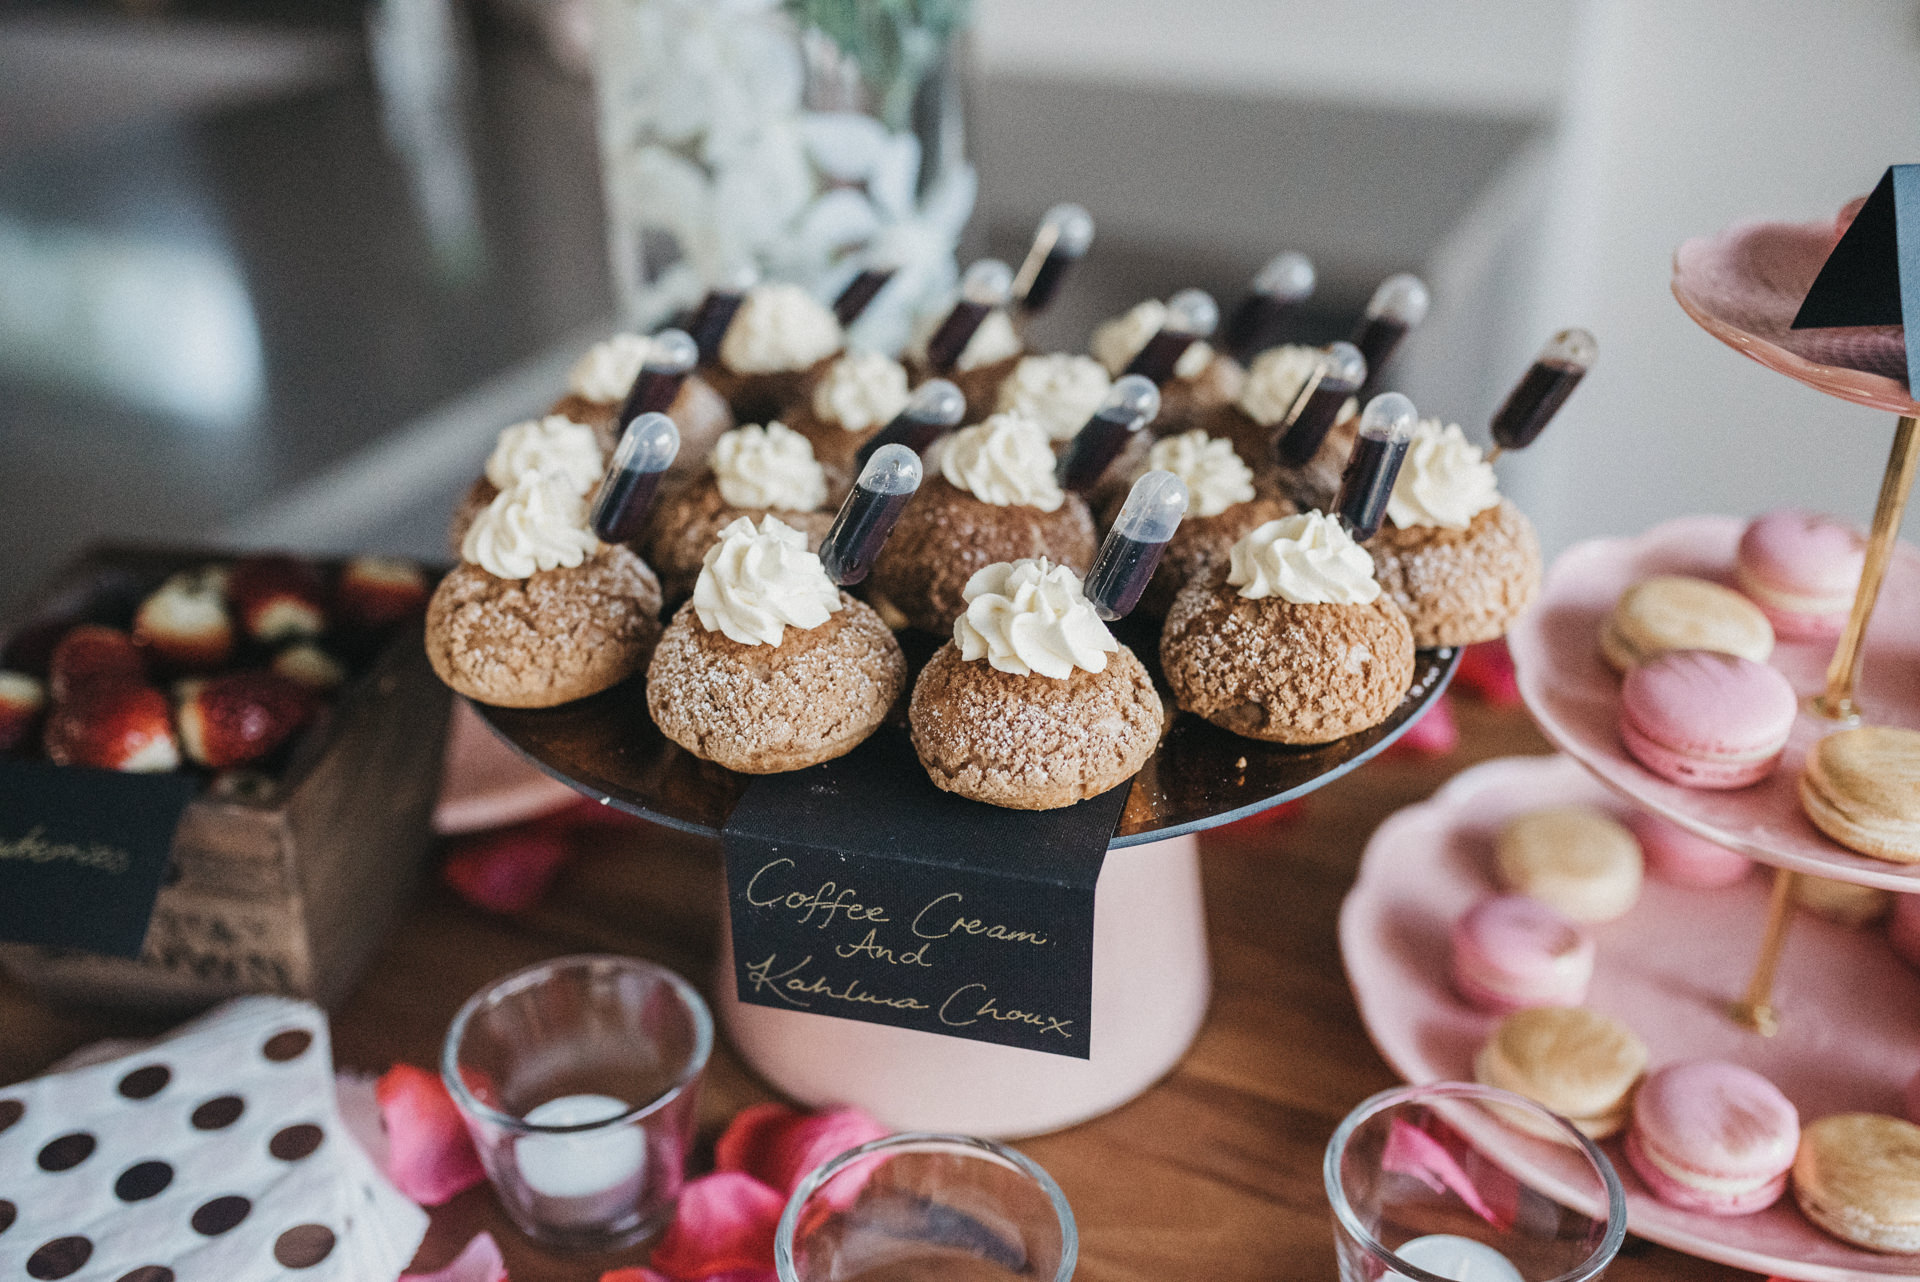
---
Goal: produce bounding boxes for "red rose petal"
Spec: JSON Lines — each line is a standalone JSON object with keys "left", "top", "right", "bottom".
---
{"left": 601, "top": 1270, "right": 673, "bottom": 1282}
{"left": 375, "top": 1064, "right": 486, "bottom": 1206}
{"left": 402, "top": 1231, "right": 508, "bottom": 1282}
{"left": 1386, "top": 695, "right": 1459, "bottom": 758}
{"left": 713, "top": 1103, "right": 798, "bottom": 1188}
{"left": 1453, "top": 639, "right": 1520, "bottom": 707}
{"left": 760, "top": 1108, "right": 888, "bottom": 1198}
{"left": 442, "top": 825, "right": 575, "bottom": 914}
{"left": 651, "top": 1172, "right": 785, "bottom": 1279}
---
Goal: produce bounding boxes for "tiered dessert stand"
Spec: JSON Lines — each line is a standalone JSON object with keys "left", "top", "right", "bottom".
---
{"left": 475, "top": 625, "right": 1458, "bottom": 1137}
{"left": 1343, "top": 217, "right": 1920, "bottom": 1280}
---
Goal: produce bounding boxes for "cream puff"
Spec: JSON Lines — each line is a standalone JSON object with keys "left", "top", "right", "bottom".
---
{"left": 910, "top": 558, "right": 1162, "bottom": 810}
{"left": 994, "top": 352, "right": 1112, "bottom": 446}
{"left": 705, "top": 283, "right": 846, "bottom": 424}
{"left": 1089, "top": 295, "right": 1243, "bottom": 437}
{"left": 554, "top": 330, "right": 732, "bottom": 464}
{"left": 1160, "top": 510, "right": 1414, "bottom": 743}
{"left": 1211, "top": 343, "right": 1360, "bottom": 507}
{"left": 905, "top": 260, "right": 1025, "bottom": 420}
{"left": 647, "top": 515, "right": 905, "bottom": 773}
{"left": 646, "top": 421, "right": 839, "bottom": 601}
{"left": 427, "top": 471, "right": 663, "bottom": 707}
{"left": 868, "top": 410, "right": 1098, "bottom": 634}
{"left": 450, "top": 414, "right": 605, "bottom": 549}
{"left": 1366, "top": 419, "right": 1543, "bottom": 647}
{"left": 780, "top": 347, "right": 913, "bottom": 472}
{"left": 1116, "top": 430, "right": 1294, "bottom": 617}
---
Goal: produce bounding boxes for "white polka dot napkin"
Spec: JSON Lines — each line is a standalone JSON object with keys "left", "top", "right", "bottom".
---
{"left": 0, "top": 996, "right": 427, "bottom": 1281}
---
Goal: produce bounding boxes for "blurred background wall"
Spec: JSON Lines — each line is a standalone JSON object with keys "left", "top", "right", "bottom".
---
{"left": 2, "top": 0, "right": 1918, "bottom": 619}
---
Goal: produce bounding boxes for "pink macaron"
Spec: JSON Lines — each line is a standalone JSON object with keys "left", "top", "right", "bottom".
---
{"left": 1890, "top": 895, "right": 1920, "bottom": 970}
{"left": 1628, "top": 810, "right": 1753, "bottom": 889}
{"left": 1618, "top": 651, "right": 1797, "bottom": 789}
{"left": 1626, "top": 1060, "right": 1800, "bottom": 1215}
{"left": 1449, "top": 894, "right": 1595, "bottom": 1013}
{"left": 1735, "top": 509, "right": 1865, "bottom": 642}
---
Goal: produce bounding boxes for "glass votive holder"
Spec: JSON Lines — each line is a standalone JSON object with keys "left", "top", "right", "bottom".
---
{"left": 776, "top": 1133, "right": 1077, "bottom": 1282}
{"left": 1324, "top": 1082, "right": 1626, "bottom": 1282}
{"left": 442, "top": 954, "right": 713, "bottom": 1252}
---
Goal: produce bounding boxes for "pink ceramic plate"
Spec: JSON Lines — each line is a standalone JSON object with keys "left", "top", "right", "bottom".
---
{"left": 1508, "top": 515, "right": 1920, "bottom": 891}
{"left": 1672, "top": 218, "right": 1920, "bottom": 415}
{"left": 433, "top": 700, "right": 581, "bottom": 835}
{"left": 1341, "top": 753, "right": 1920, "bottom": 1281}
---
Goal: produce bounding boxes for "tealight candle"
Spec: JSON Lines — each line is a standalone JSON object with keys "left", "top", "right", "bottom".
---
{"left": 516, "top": 1093, "right": 647, "bottom": 1230}
{"left": 1390, "top": 1234, "right": 1524, "bottom": 1282}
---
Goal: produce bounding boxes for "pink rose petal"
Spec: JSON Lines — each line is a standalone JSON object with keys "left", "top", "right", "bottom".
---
{"left": 442, "top": 825, "right": 574, "bottom": 914}
{"left": 376, "top": 1063, "right": 487, "bottom": 1206}
{"left": 651, "top": 1172, "right": 786, "bottom": 1279}
{"left": 402, "top": 1231, "right": 507, "bottom": 1282}
{"left": 601, "top": 1270, "right": 672, "bottom": 1282}
{"left": 713, "top": 1103, "right": 796, "bottom": 1188}
{"left": 1386, "top": 695, "right": 1459, "bottom": 757}
{"left": 1453, "top": 639, "right": 1520, "bottom": 707}
{"left": 761, "top": 1107, "right": 889, "bottom": 1198}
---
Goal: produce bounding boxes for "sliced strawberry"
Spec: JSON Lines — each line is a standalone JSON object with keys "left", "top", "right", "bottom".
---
{"left": 0, "top": 671, "right": 47, "bottom": 754}
{"left": 337, "top": 556, "right": 431, "bottom": 629}
{"left": 176, "top": 672, "right": 314, "bottom": 768}
{"left": 228, "top": 555, "right": 327, "bottom": 642}
{"left": 272, "top": 643, "right": 348, "bottom": 691}
{"left": 45, "top": 682, "right": 180, "bottom": 772}
{"left": 47, "top": 625, "right": 146, "bottom": 701}
{"left": 375, "top": 1063, "right": 487, "bottom": 1207}
{"left": 133, "top": 569, "right": 234, "bottom": 672}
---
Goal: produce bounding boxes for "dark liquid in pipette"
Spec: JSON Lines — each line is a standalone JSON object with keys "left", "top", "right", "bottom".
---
{"left": 1350, "top": 316, "right": 1410, "bottom": 392}
{"left": 856, "top": 412, "right": 949, "bottom": 467}
{"left": 1491, "top": 359, "right": 1586, "bottom": 450}
{"left": 1084, "top": 534, "right": 1166, "bottom": 620}
{"left": 1123, "top": 330, "right": 1197, "bottom": 385}
{"left": 1020, "top": 250, "right": 1075, "bottom": 314}
{"left": 1334, "top": 432, "right": 1410, "bottom": 541}
{"left": 834, "top": 269, "right": 894, "bottom": 326}
{"left": 617, "top": 368, "right": 687, "bottom": 426}
{"left": 591, "top": 468, "right": 665, "bottom": 544}
{"left": 686, "top": 292, "right": 744, "bottom": 366}
{"left": 924, "top": 301, "right": 989, "bottom": 372}
{"left": 1275, "top": 382, "right": 1357, "bottom": 467}
{"left": 1223, "top": 295, "right": 1288, "bottom": 362}
{"left": 819, "top": 484, "right": 914, "bottom": 585}
{"left": 1058, "top": 409, "right": 1138, "bottom": 493}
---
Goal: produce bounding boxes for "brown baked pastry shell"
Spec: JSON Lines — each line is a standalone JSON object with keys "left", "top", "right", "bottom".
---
{"left": 644, "top": 474, "right": 837, "bottom": 604}
{"left": 1368, "top": 498, "right": 1543, "bottom": 647}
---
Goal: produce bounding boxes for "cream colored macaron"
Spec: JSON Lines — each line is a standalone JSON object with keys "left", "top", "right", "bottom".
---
{"left": 1800, "top": 727, "right": 1920, "bottom": 864}
{"left": 1496, "top": 806, "right": 1645, "bottom": 923}
{"left": 1792, "top": 873, "right": 1894, "bottom": 927}
{"left": 1473, "top": 1005, "right": 1648, "bottom": 1141}
{"left": 1600, "top": 574, "right": 1774, "bottom": 672}
{"left": 1793, "top": 1114, "right": 1920, "bottom": 1253}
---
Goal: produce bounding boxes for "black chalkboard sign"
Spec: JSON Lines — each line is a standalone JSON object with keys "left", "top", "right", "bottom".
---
{"left": 0, "top": 759, "right": 196, "bottom": 957}
{"left": 1793, "top": 164, "right": 1920, "bottom": 392}
{"left": 722, "top": 725, "right": 1127, "bottom": 1058}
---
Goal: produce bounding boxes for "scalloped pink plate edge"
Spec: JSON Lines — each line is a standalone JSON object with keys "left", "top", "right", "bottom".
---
{"left": 1507, "top": 514, "right": 1920, "bottom": 891}
{"left": 1340, "top": 753, "right": 1920, "bottom": 1281}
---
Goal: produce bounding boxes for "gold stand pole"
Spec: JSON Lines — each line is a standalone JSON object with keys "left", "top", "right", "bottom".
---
{"left": 1812, "top": 414, "right": 1920, "bottom": 722}
{"left": 1730, "top": 867, "right": 1798, "bottom": 1036}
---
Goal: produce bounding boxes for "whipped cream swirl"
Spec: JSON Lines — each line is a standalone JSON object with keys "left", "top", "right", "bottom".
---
{"left": 567, "top": 332, "right": 653, "bottom": 403}
{"left": 692, "top": 515, "right": 843, "bottom": 646}
{"left": 811, "top": 349, "right": 911, "bottom": 431}
{"left": 954, "top": 558, "right": 1119, "bottom": 679}
{"left": 719, "top": 284, "right": 843, "bottom": 374}
{"left": 462, "top": 472, "right": 601, "bottom": 580}
{"left": 484, "top": 415, "right": 604, "bottom": 495}
{"left": 1089, "top": 299, "right": 1214, "bottom": 381}
{"left": 995, "top": 353, "right": 1112, "bottom": 441}
{"left": 1386, "top": 419, "right": 1501, "bottom": 530}
{"left": 1146, "top": 431, "right": 1256, "bottom": 518}
{"left": 711, "top": 421, "right": 829, "bottom": 512}
{"left": 939, "top": 411, "right": 1066, "bottom": 511}
{"left": 1228, "top": 511, "right": 1381, "bottom": 605}
{"left": 1235, "top": 344, "right": 1326, "bottom": 427}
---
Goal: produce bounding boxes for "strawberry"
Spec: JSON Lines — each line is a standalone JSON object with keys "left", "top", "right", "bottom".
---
{"left": 176, "top": 672, "right": 314, "bottom": 768}
{"left": 133, "top": 569, "right": 234, "bottom": 672}
{"left": 228, "top": 555, "right": 327, "bottom": 642}
{"left": 272, "top": 643, "right": 347, "bottom": 691}
{"left": 0, "top": 671, "right": 47, "bottom": 754}
{"left": 336, "top": 556, "right": 430, "bottom": 629}
{"left": 47, "top": 625, "right": 146, "bottom": 702}
{"left": 44, "top": 682, "right": 180, "bottom": 772}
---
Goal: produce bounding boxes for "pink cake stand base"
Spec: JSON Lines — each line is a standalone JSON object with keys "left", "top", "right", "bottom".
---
{"left": 1341, "top": 754, "right": 1920, "bottom": 1281}
{"left": 1507, "top": 514, "right": 1920, "bottom": 891}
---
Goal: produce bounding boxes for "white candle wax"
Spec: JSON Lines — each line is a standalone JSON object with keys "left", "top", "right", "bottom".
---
{"left": 517, "top": 1093, "right": 647, "bottom": 1200}
{"left": 1391, "top": 1234, "right": 1524, "bottom": 1282}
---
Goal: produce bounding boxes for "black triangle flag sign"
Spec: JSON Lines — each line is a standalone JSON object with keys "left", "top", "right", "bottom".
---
{"left": 1792, "top": 164, "right": 1920, "bottom": 393}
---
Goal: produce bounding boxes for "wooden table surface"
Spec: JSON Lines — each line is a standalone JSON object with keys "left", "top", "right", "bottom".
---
{"left": 0, "top": 702, "right": 1755, "bottom": 1282}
